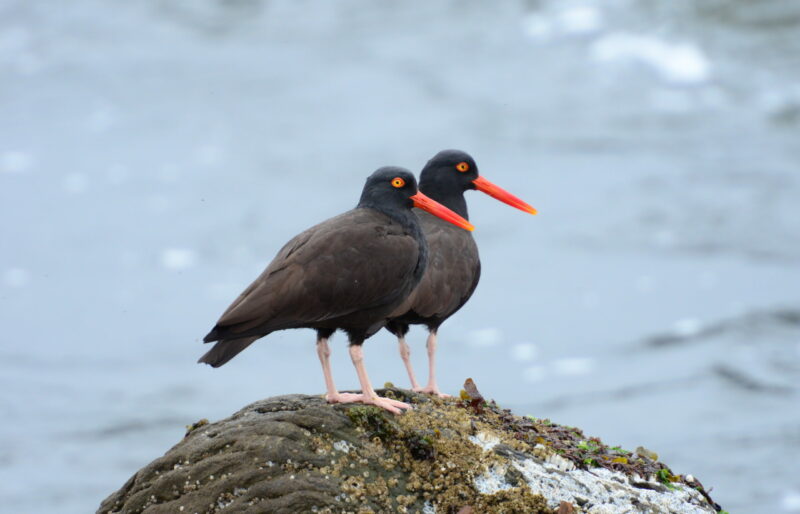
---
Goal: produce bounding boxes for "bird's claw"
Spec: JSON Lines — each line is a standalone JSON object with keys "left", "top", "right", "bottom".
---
{"left": 325, "top": 392, "right": 412, "bottom": 414}
{"left": 412, "top": 385, "right": 451, "bottom": 398}
{"left": 362, "top": 395, "right": 412, "bottom": 414}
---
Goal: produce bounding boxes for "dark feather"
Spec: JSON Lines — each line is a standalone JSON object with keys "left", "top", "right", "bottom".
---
{"left": 386, "top": 208, "right": 480, "bottom": 332}
{"left": 204, "top": 208, "right": 421, "bottom": 342}
{"left": 200, "top": 206, "right": 426, "bottom": 365}
{"left": 198, "top": 337, "right": 258, "bottom": 368}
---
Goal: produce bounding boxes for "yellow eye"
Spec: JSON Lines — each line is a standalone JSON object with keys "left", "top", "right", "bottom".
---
{"left": 456, "top": 162, "right": 469, "bottom": 172}
{"left": 391, "top": 177, "right": 405, "bottom": 188}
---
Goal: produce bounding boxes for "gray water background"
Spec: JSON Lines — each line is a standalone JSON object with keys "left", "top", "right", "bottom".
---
{"left": 1, "top": 1, "right": 799, "bottom": 512}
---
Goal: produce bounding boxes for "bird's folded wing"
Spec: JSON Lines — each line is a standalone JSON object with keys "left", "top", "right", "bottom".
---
{"left": 406, "top": 213, "right": 481, "bottom": 320}
{"left": 209, "top": 210, "right": 420, "bottom": 336}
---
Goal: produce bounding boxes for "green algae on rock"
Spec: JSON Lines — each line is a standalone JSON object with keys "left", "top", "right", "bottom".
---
{"left": 98, "top": 386, "right": 721, "bottom": 513}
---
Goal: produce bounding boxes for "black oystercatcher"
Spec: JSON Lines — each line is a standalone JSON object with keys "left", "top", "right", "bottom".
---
{"left": 199, "top": 167, "right": 473, "bottom": 413}
{"left": 385, "top": 150, "right": 536, "bottom": 397}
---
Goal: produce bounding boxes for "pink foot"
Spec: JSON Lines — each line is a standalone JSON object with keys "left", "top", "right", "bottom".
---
{"left": 325, "top": 392, "right": 411, "bottom": 414}
{"left": 413, "top": 385, "right": 451, "bottom": 398}
{"left": 361, "top": 395, "right": 412, "bottom": 414}
{"left": 325, "top": 392, "right": 365, "bottom": 404}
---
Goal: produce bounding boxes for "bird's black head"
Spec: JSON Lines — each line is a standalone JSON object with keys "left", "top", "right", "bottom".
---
{"left": 357, "top": 166, "right": 474, "bottom": 232}
{"left": 357, "top": 166, "right": 419, "bottom": 212}
{"left": 421, "top": 149, "right": 480, "bottom": 190}
{"left": 417, "top": 149, "right": 479, "bottom": 219}
{"left": 419, "top": 149, "right": 537, "bottom": 219}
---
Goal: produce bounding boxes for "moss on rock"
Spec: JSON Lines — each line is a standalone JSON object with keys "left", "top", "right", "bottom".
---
{"left": 98, "top": 384, "right": 721, "bottom": 514}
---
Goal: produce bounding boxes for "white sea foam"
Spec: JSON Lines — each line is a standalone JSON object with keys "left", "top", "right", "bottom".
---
{"left": 590, "top": 33, "right": 711, "bottom": 85}
{"left": 161, "top": 248, "right": 197, "bottom": 271}
{"left": 782, "top": 490, "right": 800, "bottom": 511}
{"left": 1, "top": 151, "right": 34, "bottom": 174}
{"left": 3, "top": 268, "right": 30, "bottom": 288}
{"left": 560, "top": 6, "right": 603, "bottom": 35}
{"left": 63, "top": 173, "right": 89, "bottom": 194}
{"left": 523, "top": 365, "right": 547, "bottom": 383}
{"left": 673, "top": 318, "right": 702, "bottom": 337}
{"left": 467, "top": 327, "right": 503, "bottom": 347}
{"left": 510, "top": 342, "right": 538, "bottom": 362}
{"left": 523, "top": 4, "right": 603, "bottom": 40}
{"left": 552, "top": 357, "right": 594, "bottom": 376}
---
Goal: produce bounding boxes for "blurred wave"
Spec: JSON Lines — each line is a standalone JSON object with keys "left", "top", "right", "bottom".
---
{"left": 1, "top": 1, "right": 799, "bottom": 512}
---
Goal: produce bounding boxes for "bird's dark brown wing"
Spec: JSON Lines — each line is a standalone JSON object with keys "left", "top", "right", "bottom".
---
{"left": 204, "top": 208, "right": 420, "bottom": 341}
{"left": 394, "top": 209, "right": 480, "bottom": 323}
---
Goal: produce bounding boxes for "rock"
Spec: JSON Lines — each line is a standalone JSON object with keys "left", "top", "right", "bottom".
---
{"left": 98, "top": 387, "right": 721, "bottom": 513}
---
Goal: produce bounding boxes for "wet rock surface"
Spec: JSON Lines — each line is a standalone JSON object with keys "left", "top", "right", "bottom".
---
{"left": 98, "top": 387, "right": 721, "bottom": 513}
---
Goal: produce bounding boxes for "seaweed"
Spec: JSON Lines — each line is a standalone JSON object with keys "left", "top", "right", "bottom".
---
{"left": 184, "top": 418, "right": 209, "bottom": 437}
{"left": 346, "top": 405, "right": 399, "bottom": 442}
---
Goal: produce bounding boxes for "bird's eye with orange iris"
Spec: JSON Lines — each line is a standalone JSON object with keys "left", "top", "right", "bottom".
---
{"left": 391, "top": 177, "right": 405, "bottom": 188}
{"left": 456, "top": 162, "right": 469, "bottom": 172}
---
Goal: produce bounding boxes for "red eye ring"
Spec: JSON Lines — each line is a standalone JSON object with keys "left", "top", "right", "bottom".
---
{"left": 456, "top": 162, "right": 469, "bottom": 172}
{"left": 391, "top": 177, "right": 405, "bottom": 188}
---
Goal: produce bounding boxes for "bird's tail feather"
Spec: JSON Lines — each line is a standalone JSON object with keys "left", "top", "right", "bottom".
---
{"left": 197, "top": 336, "right": 259, "bottom": 368}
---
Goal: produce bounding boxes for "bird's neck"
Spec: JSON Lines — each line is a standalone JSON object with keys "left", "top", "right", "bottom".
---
{"left": 418, "top": 178, "right": 469, "bottom": 220}
{"left": 356, "top": 202, "right": 429, "bottom": 280}
{"left": 356, "top": 200, "right": 422, "bottom": 239}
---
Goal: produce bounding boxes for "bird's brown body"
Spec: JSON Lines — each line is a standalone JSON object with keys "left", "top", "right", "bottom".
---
{"left": 200, "top": 208, "right": 425, "bottom": 367}
{"left": 387, "top": 209, "right": 480, "bottom": 331}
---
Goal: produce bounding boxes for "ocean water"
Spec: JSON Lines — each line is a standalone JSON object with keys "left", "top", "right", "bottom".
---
{"left": 1, "top": 1, "right": 799, "bottom": 512}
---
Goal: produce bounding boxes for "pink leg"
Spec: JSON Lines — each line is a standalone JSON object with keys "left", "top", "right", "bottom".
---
{"left": 316, "top": 336, "right": 363, "bottom": 404}
{"left": 349, "top": 345, "right": 411, "bottom": 414}
{"left": 416, "top": 331, "right": 450, "bottom": 398}
{"left": 398, "top": 335, "right": 422, "bottom": 390}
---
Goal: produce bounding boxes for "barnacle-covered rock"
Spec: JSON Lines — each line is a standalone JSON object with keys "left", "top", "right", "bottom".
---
{"left": 98, "top": 384, "right": 721, "bottom": 513}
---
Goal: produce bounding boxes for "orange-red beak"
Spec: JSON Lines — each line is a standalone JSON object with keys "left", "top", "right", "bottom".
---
{"left": 411, "top": 191, "right": 475, "bottom": 232}
{"left": 472, "top": 176, "right": 537, "bottom": 215}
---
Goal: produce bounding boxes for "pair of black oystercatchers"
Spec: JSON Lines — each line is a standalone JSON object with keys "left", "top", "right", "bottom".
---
{"left": 199, "top": 150, "right": 535, "bottom": 413}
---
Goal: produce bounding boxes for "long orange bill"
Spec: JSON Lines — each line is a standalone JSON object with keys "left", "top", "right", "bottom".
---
{"left": 472, "top": 176, "right": 537, "bottom": 215}
{"left": 411, "top": 191, "right": 475, "bottom": 232}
